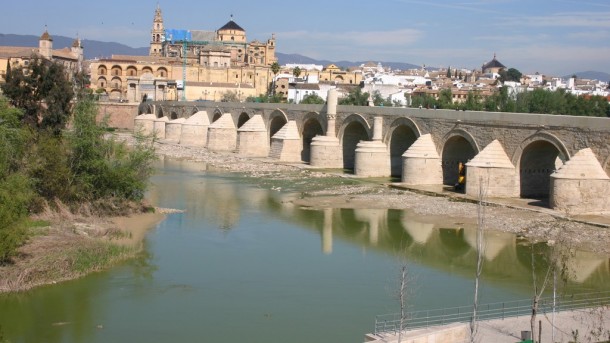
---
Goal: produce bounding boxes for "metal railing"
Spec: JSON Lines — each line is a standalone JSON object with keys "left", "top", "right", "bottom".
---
{"left": 374, "top": 291, "right": 610, "bottom": 335}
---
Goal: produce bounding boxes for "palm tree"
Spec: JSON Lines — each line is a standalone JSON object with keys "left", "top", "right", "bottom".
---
{"left": 270, "top": 62, "right": 280, "bottom": 95}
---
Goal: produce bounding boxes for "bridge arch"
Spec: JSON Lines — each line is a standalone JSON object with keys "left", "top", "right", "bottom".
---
{"left": 339, "top": 114, "right": 372, "bottom": 171}
{"left": 212, "top": 108, "right": 223, "bottom": 122}
{"left": 513, "top": 132, "right": 570, "bottom": 199}
{"left": 386, "top": 117, "right": 422, "bottom": 177}
{"left": 237, "top": 111, "right": 251, "bottom": 128}
{"left": 441, "top": 129, "right": 480, "bottom": 185}
{"left": 138, "top": 103, "right": 153, "bottom": 115}
{"left": 301, "top": 112, "right": 324, "bottom": 163}
{"left": 170, "top": 111, "right": 178, "bottom": 120}
{"left": 191, "top": 107, "right": 200, "bottom": 115}
{"left": 268, "top": 109, "right": 289, "bottom": 144}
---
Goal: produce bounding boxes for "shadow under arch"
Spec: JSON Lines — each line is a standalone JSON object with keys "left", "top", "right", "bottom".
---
{"left": 237, "top": 112, "right": 251, "bottom": 128}
{"left": 211, "top": 108, "right": 223, "bottom": 123}
{"left": 604, "top": 155, "right": 610, "bottom": 178}
{"left": 338, "top": 114, "right": 372, "bottom": 171}
{"left": 512, "top": 132, "right": 570, "bottom": 199}
{"left": 268, "top": 109, "right": 289, "bottom": 145}
{"left": 440, "top": 129, "right": 480, "bottom": 185}
{"left": 386, "top": 117, "right": 422, "bottom": 177}
{"left": 170, "top": 111, "right": 178, "bottom": 120}
{"left": 138, "top": 103, "right": 153, "bottom": 115}
{"left": 301, "top": 112, "right": 324, "bottom": 163}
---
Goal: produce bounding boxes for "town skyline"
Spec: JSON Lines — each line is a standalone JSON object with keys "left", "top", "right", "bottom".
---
{"left": 1, "top": 0, "right": 609, "bottom": 76}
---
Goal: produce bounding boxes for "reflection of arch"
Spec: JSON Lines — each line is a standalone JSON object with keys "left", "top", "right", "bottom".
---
{"left": 339, "top": 114, "right": 372, "bottom": 170}
{"left": 301, "top": 116, "right": 324, "bottom": 163}
{"left": 387, "top": 118, "right": 421, "bottom": 177}
{"left": 237, "top": 112, "right": 250, "bottom": 128}
{"left": 515, "top": 133, "right": 569, "bottom": 199}
{"left": 441, "top": 129, "right": 479, "bottom": 185}
{"left": 438, "top": 228, "right": 471, "bottom": 258}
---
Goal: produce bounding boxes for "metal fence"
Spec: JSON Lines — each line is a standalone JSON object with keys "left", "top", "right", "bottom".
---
{"left": 374, "top": 291, "right": 610, "bottom": 335}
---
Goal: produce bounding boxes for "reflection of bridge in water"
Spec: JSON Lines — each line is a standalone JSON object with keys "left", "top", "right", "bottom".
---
{"left": 149, "top": 159, "right": 610, "bottom": 292}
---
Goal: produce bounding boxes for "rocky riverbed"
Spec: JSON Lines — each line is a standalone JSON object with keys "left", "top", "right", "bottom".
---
{"left": 119, "top": 133, "right": 610, "bottom": 256}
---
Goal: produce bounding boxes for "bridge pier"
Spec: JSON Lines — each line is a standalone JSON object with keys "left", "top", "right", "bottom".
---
{"left": 310, "top": 89, "right": 343, "bottom": 168}
{"left": 269, "top": 121, "right": 302, "bottom": 162}
{"left": 207, "top": 113, "right": 236, "bottom": 152}
{"left": 133, "top": 113, "right": 157, "bottom": 135}
{"left": 550, "top": 148, "right": 610, "bottom": 214}
{"left": 465, "top": 140, "right": 519, "bottom": 198}
{"left": 180, "top": 111, "right": 209, "bottom": 146}
{"left": 153, "top": 116, "right": 169, "bottom": 139}
{"left": 165, "top": 118, "right": 185, "bottom": 143}
{"left": 355, "top": 117, "right": 391, "bottom": 177}
{"left": 401, "top": 134, "right": 442, "bottom": 185}
{"left": 237, "top": 114, "right": 269, "bottom": 157}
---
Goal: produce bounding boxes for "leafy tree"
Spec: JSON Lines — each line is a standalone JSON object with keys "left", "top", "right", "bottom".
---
{"left": 220, "top": 91, "right": 239, "bottom": 102}
{"left": 1, "top": 57, "right": 74, "bottom": 134}
{"left": 292, "top": 66, "right": 302, "bottom": 78}
{"left": 372, "top": 91, "right": 393, "bottom": 107}
{"left": 246, "top": 93, "right": 283, "bottom": 103}
{"left": 499, "top": 67, "right": 522, "bottom": 83}
{"left": 410, "top": 93, "right": 437, "bottom": 109}
{"left": 438, "top": 89, "right": 454, "bottom": 109}
{"left": 300, "top": 93, "right": 325, "bottom": 104}
{"left": 338, "top": 87, "right": 370, "bottom": 106}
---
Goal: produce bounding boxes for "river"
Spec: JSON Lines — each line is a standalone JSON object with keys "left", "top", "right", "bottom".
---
{"left": 1, "top": 158, "right": 608, "bottom": 342}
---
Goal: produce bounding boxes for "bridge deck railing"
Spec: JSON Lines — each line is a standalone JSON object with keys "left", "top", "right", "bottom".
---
{"left": 374, "top": 291, "right": 610, "bottom": 336}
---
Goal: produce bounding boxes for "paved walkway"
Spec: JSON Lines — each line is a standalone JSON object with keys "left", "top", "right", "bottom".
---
{"left": 367, "top": 307, "right": 610, "bottom": 343}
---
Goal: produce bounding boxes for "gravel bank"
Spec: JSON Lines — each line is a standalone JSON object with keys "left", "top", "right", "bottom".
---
{"left": 118, "top": 133, "right": 610, "bottom": 255}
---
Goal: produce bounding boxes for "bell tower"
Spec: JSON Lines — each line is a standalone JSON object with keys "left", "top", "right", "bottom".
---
{"left": 149, "top": 5, "right": 164, "bottom": 56}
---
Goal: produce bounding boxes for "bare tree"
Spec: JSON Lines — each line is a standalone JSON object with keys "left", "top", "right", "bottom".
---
{"left": 471, "top": 175, "right": 488, "bottom": 343}
{"left": 395, "top": 244, "right": 414, "bottom": 343}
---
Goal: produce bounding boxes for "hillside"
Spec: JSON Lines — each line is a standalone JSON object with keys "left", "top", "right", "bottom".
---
{"left": 0, "top": 33, "right": 148, "bottom": 59}
{"left": 276, "top": 52, "right": 420, "bottom": 71}
{"left": 562, "top": 71, "right": 610, "bottom": 83}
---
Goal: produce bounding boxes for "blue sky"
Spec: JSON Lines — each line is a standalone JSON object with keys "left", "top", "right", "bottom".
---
{"left": 2, "top": 0, "right": 609, "bottom": 76}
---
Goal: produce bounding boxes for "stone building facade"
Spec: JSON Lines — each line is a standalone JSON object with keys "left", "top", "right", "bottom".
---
{"left": 89, "top": 6, "right": 276, "bottom": 102}
{"left": 0, "top": 30, "right": 83, "bottom": 86}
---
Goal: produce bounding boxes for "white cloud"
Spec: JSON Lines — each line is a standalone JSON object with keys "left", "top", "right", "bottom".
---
{"left": 278, "top": 28, "right": 422, "bottom": 47}
{"left": 567, "top": 30, "right": 610, "bottom": 41}
{"left": 503, "top": 11, "right": 610, "bottom": 28}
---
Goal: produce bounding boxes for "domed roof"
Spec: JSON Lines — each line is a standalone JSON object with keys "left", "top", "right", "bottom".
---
{"left": 482, "top": 53, "right": 505, "bottom": 70}
{"left": 218, "top": 16, "right": 245, "bottom": 32}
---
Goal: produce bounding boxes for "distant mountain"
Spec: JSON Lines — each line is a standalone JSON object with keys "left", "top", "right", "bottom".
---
{"left": 562, "top": 71, "right": 610, "bottom": 83}
{"left": 276, "top": 52, "right": 420, "bottom": 71}
{"left": 0, "top": 33, "right": 148, "bottom": 59}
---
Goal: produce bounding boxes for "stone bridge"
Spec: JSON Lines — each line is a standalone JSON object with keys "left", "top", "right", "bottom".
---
{"left": 131, "top": 89, "right": 610, "bottom": 215}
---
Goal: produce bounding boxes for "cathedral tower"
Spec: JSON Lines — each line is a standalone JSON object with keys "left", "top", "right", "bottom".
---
{"left": 39, "top": 29, "right": 53, "bottom": 60}
{"left": 150, "top": 5, "right": 164, "bottom": 56}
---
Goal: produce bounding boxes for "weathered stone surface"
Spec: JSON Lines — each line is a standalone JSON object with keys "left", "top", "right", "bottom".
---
{"left": 550, "top": 148, "right": 610, "bottom": 214}
{"left": 466, "top": 139, "right": 519, "bottom": 198}
{"left": 402, "top": 134, "right": 442, "bottom": 185}
{"left": 181, "top": 111, "right": 210, "bottom": 146}
{"left": 207, "top": 113, "right": 236, "bottom": 152}
{"left": 237, "top": 115, "right": 269, "bottom": 157}
{"left": 354, "top": 141, "right": 390, "bottom": 177}
{"left": 133, "top": 113, "right": 156, "bottom": 136}
{"left": 310, "top": 136, "right": 343, "bottom": 168}
{"left": 269, "top": 121, "right": 302, "bottom": 162}
{"left": 165, "top": 118, "right": 186, "bottom": 143}
{"left": 153, "top": 116, "right": 169, "bottom": 139}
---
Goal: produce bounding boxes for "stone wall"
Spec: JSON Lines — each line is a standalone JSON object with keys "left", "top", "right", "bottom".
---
{"left": 97, "top": 103, "right": 139, "bottom": 130}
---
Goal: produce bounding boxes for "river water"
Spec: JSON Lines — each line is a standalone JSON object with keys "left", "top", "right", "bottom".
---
{"left": 1, "top": 159, "right": 608, "bottom": 342}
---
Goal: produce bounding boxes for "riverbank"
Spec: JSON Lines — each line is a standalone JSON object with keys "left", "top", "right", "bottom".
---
{"left": 132, "top": 133, "right": 610, "bottom": 256}
{"left": 0, "top": 208, "right": 166, "bottom": 293}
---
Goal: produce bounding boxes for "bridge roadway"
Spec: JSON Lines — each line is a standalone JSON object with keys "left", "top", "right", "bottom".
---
{"left": 131, "top": 90, "right": 610, "bottom": 215}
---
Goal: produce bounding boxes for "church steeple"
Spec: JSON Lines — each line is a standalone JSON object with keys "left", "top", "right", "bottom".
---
{"left": 150, "top": 4, "right": 165, "bottom": 56}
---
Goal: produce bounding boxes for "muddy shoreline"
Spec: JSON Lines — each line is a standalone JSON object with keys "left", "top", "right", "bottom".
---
{"left": 144, "top": 133, "right": 610, "bottom": 256}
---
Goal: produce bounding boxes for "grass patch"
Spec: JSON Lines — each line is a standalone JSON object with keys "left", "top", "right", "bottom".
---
{"left": 71, "top": 242, "right": 133, "bottom": 274}
{"left": 25, "top": 219, "right": 51, "bottom": 228}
